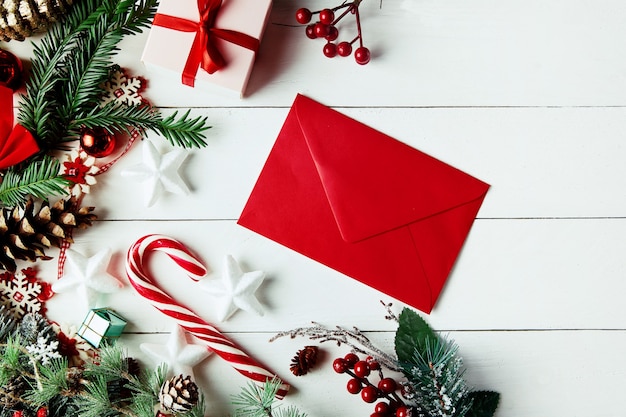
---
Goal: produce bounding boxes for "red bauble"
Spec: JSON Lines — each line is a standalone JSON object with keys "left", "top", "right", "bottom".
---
{"left": 0, "top": 49, "right": 23, "bottom": 91}
{"left": 80, "top": 127, "right": 116, "bottom": 157}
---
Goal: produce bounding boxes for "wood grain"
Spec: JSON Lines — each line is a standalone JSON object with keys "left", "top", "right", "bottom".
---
{"left": 4, "top": 0, "right": 626, "bottom": 415}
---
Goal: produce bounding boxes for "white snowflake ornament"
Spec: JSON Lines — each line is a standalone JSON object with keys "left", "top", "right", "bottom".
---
{"left": 120, "top": 140, "right": 190, "bottom": 207}
{"left": 0, "top": 268, "right": 52, "bottom": 319}
{"left": 197, "top": 255, "right": 266, "bottom": 322}
{"left": 100, "top": 68, "right": 146, "bottom": 107}
{"left": 26, "top": 336, "right": 62, "bottom": 365}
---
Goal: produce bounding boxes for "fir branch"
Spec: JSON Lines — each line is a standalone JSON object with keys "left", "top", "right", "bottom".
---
{"left": 18, "top": 0, "right": 103, "bottom": 142}
{"left": 271, "top": 322, "right": 400, "bottom": 372}
{"left": 74, "top": 375, "right": 121, "bottom": 417}
{"left": 115, "top": 0, "right": 159, "bottom": 36}
{"left": 83, "top": 345, "right": 130, "bottom": 381}
{"left": 72, "top": 104, "right": 210, "bottom": 148}
{"left": 0, "top": 338, "right": 23, "bottom": 383}
{"left": 400, "top": 337, "right": 473, "bottom": 417}
{"left": 157, "top": 110, "right": 211, "bottom": 148}
{"left": 24, "top": 358, "right": 70, "bottom": 406}
{"left": 58, "top": 16, "right": 125, "bottom": 123}
{"left": 126, "top": 363, "right": 167, "bottom": 417}
{"left": 18, "top": 0, "right": 159, "bottom": 148}
{"left": 232, "top": 378, "right": 306, "bottom": 417}
{"left": 0, "top": 157, "right": 70, "bottom": 208}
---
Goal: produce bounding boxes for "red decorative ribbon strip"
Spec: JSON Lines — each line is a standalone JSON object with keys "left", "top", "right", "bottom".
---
{"left": 0, "top": 85, "right": 39, "bottom": 170}
{"left": 152, "top": 0, "right": 260, "bottom": 87}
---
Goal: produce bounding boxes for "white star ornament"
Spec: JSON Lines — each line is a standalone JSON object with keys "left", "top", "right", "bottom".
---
{"left": 140, "top": 325, "right": 210, "bottom": 378}
{"left": 120, "top": 140, "right": 189, "bottom": 207}
{"left": 51, "top": 248, "right": 123, "bottom": 309}
{"left": 198, "top": 255, "right": 266, "bottom": 322}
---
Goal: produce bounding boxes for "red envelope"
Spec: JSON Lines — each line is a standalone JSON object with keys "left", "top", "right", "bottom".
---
{"left": 238, "top": 94, "right": 489, "bottom": 313}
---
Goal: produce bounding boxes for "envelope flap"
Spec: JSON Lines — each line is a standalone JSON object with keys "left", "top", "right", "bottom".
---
{"left": 294, "top": 94, "right": 489, "bottom": 243}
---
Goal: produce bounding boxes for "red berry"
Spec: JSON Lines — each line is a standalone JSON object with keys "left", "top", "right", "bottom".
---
{"left": 374, "top": 402, "right": 391, "bottom": 414}
{"left": 333, "top": 358, "right": 348, "bottom": 373}
{"left": 323, "top": 43, "right": 337, "bottom": 58}
{"left": 354, "top": 47, "right": 371, "bottom": 65}
{"left": 344, "top": 353, "right": 359, "bottom": 366}
{"left": 337, "top": 41, "right": 352, "bottom": 57}
{"left": 347, "top": 378, "right": 362, "bottom": 394}
{"left": 396, "top": 406, "right": 410, "bottom": 417}
{"left": 353, "top": 360, "right": 371, "bottom": 378}
{"left": 319, "top": 8, "right": 335, "bottom": 25}
{"left": 295, "top": 8, "right": 313, "bottom": 24}
{"left": 361, "top": 386, "right": 379, "bottom": 403}
{"left": 314, "top": 22, "right": 330, "bottom": 38}
{"left": 378, "top": 378, "right": 397, "bottom": 394}
{"left": 370, "top": 414, "right": 385, "bottom": 417}
{"left": 12, "top": 412, "right": 23, "bottom": 417}
{"left": 305, "top": 24, "right": 317, "bottom": 39}
{"left": 325, "top": 25, "right": 339, "bottom": 41}
{"left": 366, "top": 356, "right": 380, "bottom": 370}
{"left": 37, "top": 408, "right": 48, "bottom": 417}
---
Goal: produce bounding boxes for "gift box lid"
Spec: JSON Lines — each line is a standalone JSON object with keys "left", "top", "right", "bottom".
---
{"left": 141, "top": 0, "right": 273, "bottom": 97}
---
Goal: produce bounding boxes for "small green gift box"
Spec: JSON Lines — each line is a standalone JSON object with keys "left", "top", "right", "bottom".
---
{"left": 78, "top": 308, "right": 127, "bottom": 347}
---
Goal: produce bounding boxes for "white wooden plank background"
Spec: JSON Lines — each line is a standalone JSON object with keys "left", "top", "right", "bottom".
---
{"left": 5, "top": 0, "right": 626, "bottom": 416}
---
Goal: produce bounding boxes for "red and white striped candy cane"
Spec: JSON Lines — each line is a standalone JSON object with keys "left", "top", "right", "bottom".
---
{"left": 126, "top": 234, "right": 289, "bottom": 398}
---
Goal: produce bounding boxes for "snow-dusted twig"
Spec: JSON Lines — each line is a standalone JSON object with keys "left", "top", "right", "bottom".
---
{"left": 271, "top": 321, "right": 400, "bottom": 372}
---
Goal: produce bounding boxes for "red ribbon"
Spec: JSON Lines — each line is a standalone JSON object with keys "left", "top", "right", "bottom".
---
{"left": 152, "top": 0, "right": 261, "bottom": 87}
{"left": 0, "top": 85, "right": 39, "bottom": 170}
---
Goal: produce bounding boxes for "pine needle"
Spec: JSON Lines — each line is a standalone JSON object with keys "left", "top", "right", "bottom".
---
{"left": 0, "top": 157, "right": 70, "bottom": 207}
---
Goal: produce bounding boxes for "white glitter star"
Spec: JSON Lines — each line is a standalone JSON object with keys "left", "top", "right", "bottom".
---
{"left": 51, "top": 248, "right": 123, "bottom": 309}
{"left": 198, "top": 255, "right": 265, "bottom": 322}
{"left": 140, "top": 325, "right": 210, "bottom": 379}
{"left": 121, "top": 140, "right": 189, "bottom": 207}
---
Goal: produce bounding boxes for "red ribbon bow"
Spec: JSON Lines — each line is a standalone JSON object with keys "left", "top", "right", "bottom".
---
{"left": 0, "top": 85, "right": 39, "bottom": 170}
{"left": 152, "top": 0, "right": 261, "bottom": 87}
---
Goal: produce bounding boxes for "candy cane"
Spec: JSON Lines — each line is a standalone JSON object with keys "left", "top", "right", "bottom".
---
{"left": 126, "top": 234, "right": 289, "bottom": 398}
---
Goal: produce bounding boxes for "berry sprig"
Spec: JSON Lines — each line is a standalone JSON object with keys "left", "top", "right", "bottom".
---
{"left": 295, "top": 0, "right": 371, "bottom": 65}
{"left": 333, "top": 353, "right": 413, "bottom": 417}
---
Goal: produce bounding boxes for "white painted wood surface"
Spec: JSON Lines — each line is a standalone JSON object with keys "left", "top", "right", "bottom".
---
{"left": 5, "top": 0, "right": 626, "bottom": 415}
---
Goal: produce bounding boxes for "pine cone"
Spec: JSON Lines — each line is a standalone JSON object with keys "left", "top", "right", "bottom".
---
{"left": 63, "top": 367, "right": 86, "bottom": 396}
{"left": 290, "top": 345, "right": 319, "bottom": 376}
{"left": 124, "top": 357, "right": 141, "bottom": 377}
{"left": 0, "top": 304, "right": 17, "bottom": 340}
{"left": 18, "top": 312, "right": 57, "bottom": 346}
{"left": 159, "top": 375, "right": 200, "bottom": 413}
{"left": 0, "top": 197, "right": 96, "bottom": 272}
{"left": 0, "top": 0, "right": 74, "bottom": 42}
{"left": 0, "top": 376, "right": 26, "bottom": 407}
